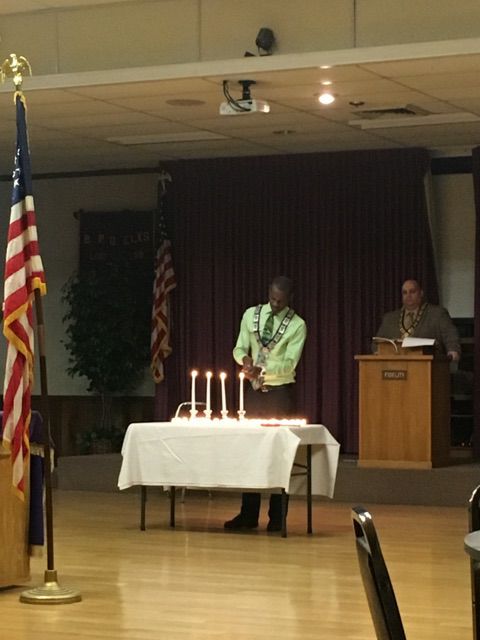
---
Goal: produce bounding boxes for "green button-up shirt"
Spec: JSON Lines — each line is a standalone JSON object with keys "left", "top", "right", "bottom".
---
{"left": 233, "top": 304, "right": 307, "bottom": 385}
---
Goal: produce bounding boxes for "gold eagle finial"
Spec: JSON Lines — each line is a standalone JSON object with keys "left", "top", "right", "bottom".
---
{"left": 1, "top": 54, "right": 32, "bottom": 89}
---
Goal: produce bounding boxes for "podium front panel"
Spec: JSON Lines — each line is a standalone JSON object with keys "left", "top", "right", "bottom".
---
{"left": 355, "top": 355, "right": 450, "bottom": 468}
{"left": 0, "top": 452, "right": 30, "bottom": 586}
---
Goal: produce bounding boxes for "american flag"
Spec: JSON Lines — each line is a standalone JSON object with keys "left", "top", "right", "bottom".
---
{"left": 150, "top": 212, "right": 176, "bottom": 383}
{"left": 2, "top": 92, "right": 46, "bottom": 499}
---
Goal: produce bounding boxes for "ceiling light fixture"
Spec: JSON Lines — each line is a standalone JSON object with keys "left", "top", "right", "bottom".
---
{"left": 165, "top": 98, "right": 206, "bottom": 107}
{"left": 107, "top": 131, "right": 228, "bottom": 145}
{"left": 318, "top": 92, "right": 335, "bottom": 105}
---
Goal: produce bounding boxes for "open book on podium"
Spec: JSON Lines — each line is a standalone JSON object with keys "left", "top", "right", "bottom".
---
{"left": 372, "top": 336, "right": 436, "bottom": 356}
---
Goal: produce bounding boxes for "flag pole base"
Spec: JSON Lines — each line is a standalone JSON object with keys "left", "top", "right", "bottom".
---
{"left": 19, "top": 570, "right": 82, "bottom": 604}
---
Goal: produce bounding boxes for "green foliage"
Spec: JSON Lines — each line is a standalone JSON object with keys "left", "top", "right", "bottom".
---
{"left": 75, "top": 423, "right": 126, "bottom": 455}
{"left": 62, "top": 258, "right": 151, "bottom": 434}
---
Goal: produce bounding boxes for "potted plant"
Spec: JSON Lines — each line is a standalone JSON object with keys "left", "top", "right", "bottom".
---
{"left": 75, "top": 423, "right": 126, "bottom": 455}
{"left": 62, "top": 258, "right": 151, "bottom": 453}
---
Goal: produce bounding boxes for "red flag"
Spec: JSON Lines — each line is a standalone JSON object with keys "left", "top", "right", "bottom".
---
{"left": 150, "top": 214, "right": 176, "bottom": 383}
{"left": 2, "top": 93, "right": 46, "bottom": 499}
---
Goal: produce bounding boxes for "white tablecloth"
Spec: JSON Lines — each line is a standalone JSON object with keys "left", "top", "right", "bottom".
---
{"left": 288, "top": 425, "right": 340, "bottom": 498}
{"left": 118, "top": 422, "right": 340, "bottom": 497}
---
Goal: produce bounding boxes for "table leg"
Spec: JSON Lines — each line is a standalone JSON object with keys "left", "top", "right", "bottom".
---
{"left": 307, "top": 445, "right": 312, "bottom": 534}
{"left": 170, "top": 486, "right": 176, "bottom": 528}
{"left": 281, "top": 489, "right": 288, "bottom": 538}
{"left": 140, "top": 486, "right": 146, "bottom": 531}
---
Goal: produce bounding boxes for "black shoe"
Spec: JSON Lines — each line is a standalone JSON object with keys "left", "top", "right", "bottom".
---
{"left": 224, "top": 514, "right": 258, "bottom": 530}
{"left": 266, "top": 520, "right": 283, "bottom": 532}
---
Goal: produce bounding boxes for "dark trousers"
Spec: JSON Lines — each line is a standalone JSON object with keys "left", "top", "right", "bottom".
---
{"left": 245, "top": 383, "right": 295, "bottom": 419}
{"left": 240, "top": 492, "right": 288, "bottom": 524}
{"left": 240, "top": 383, "right": 295, "bottom": 523}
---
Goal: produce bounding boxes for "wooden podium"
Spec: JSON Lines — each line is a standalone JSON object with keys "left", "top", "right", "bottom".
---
{"left": 0, "top": 451, "right": 30, "bottom": 587}
{"left": 355, "top": 342, "right": 451, "bottom": 469}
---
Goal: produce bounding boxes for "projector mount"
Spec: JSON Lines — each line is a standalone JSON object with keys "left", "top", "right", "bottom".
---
{"left": 222, "top": 79, "right": 257, "bottom": 112}
{"left": 220, "top": 79, "right": 270, "bottom": 115}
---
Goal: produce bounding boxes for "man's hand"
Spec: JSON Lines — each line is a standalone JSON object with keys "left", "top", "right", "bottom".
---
{"left": 447, "top": 350, "right": 460, "bottom": 362}
{"left": 241, "top": 356, "right": 262, "bottom": 380}
{"left": 242, "top": 364, "right": 262, "bottom": 380}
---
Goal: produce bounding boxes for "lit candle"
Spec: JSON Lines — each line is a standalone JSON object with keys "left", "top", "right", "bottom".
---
{"left": 190, "top": 370, "right": 198, "bottom": 416}
{"left": 220, "top": 372, "right": 227, "bottom": 416}
{"left": 239, "top": 371, "right": 245, "bottom": 413}
{"left": 205, "top": 371, "right": 212, "bottom": 414}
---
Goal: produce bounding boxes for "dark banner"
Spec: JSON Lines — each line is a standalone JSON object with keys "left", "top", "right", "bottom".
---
{"left": 75, "top": 210, "right": 156, "bottom": 359}
{"left": 78, "top": 210, "right": 154, "bottom": 270}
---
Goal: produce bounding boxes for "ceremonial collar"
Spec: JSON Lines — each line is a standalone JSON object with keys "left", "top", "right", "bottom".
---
{"left": 253, "top": 304, "right": 295, "bottom": 351}
{"left": 399, "top": 302, "right": 428, "bottom": 337}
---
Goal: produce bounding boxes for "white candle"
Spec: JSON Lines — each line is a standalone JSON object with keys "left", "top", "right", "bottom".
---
{"left": 220, "top": 372, "right": 227, "bottom": 414}
{"left": 191, "top": 370, "right": 198, "bottom": 412}
{"left": 205, "top": 371, "right": 212, "bottom": 413}
{"left": 239, "top": 371, "right": 245, "bottom": 413}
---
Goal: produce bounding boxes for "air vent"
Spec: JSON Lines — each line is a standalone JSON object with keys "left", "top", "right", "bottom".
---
{"left": 349, "top": 111, "right": 480, "bottom": 130}
{"left": 352, "top": 104, "right": 431, "bottom": 119}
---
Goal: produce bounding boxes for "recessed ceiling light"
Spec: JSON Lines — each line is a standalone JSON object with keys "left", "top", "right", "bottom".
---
{"left": 318, "top": 92, "right": 335, "bottom": 105}
{"left": 165, "top": 98, "right": 206, "bottom": 106}
{"left": 320, "top": 65, "right": 332, "bottom": 69}
{"left": 321, "top": 80, "right": 332, "bottom": 86}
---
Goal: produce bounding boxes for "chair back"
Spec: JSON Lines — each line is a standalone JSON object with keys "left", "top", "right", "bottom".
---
{"left": 352, "top": 506, "right": 407, "bottom": 640}
{"left": 469, "top": 485, "right": 480, "bottom": 532}
{"left": 468, "top": 486, "right": 480, "bottom": 640}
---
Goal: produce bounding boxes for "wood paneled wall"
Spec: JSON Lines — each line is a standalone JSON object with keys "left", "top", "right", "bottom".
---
{"left": 31, "top": 395, "right": 154, "bottom": 457}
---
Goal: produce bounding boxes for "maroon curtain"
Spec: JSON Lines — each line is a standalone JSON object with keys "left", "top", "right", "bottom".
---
{"left": 156, "top": 148, "right": 436, "bottom": 454}
{"left": 471, "top": 147, "right": 480, "bottom": 456}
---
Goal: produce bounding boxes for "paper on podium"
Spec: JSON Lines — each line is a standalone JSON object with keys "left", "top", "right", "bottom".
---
{"left": 402, "top": 337, "right": 435, "bottom": 348}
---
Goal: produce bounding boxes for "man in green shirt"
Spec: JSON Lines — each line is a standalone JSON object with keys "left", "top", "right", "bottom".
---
{"left": 224, "top": 276, "right": 307, "bottom": 532}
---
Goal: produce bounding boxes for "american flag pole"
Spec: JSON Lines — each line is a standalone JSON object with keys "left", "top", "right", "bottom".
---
{"left": 151, "top": 170, "right": 176, "bottom": 387}
{"left": 1, "top": 54, "right": 81, "bottom": 605}
{"left": 151, "top": 170, "right": 171, "bottom": 280}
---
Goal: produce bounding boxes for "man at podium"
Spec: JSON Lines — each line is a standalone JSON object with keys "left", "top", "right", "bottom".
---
{"left": 375, "top": 279, "right": 461, "bottom": 361}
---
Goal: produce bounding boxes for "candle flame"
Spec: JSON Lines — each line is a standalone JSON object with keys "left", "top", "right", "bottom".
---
{"left": 239, "top": 371, "right": 245, "bottom": 379}
{"left": 191, "top": 370, "right": 198, "bottom": 377}
{"left": 220, "top": 371, "right": 227, "bottom": 379}
{"left": 206, "top": 371, "right": 212, "bottom": 378}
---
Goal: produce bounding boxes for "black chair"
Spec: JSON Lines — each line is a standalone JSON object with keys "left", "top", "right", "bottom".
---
{"left": 469, "top": 485, "right": 480, "bottom": 533}
{"left": 174, "top": 401, "right": 207, "bottom": 419}
{"left": 352, "top": 506, "right": 407, "bottom": 640}
{"left": 467, "top": 486, "right": 480, "bottom": 639}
